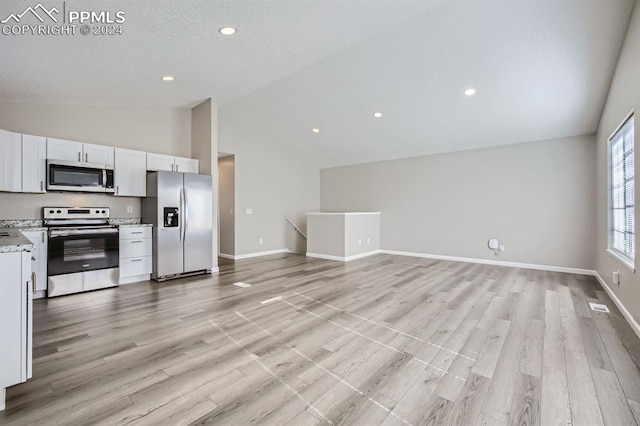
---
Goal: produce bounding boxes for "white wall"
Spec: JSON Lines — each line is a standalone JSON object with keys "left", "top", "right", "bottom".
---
{"left": 218, "top": 106, "right": 320, "bottom": 256}
{"left": 190, "top": 99, "right": 218, "bottom": 270}
{"left": 321, "top": 135, "right": 596, "bottom": 269}
{"left": 0, "top": 101, "right": 191, "bottom": 156}
{"left": 0, "top": 193, "right": 140, "bottom": 220}
{"left": 596, "top": 2, "right": 640, "bottom": 324}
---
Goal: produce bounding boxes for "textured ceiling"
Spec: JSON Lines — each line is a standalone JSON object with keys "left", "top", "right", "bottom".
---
{"left": 0, "top": 0, "right": 635, "bottom": 167}
{"left": 0, "top": 0, "right": 442, "bottom": 106}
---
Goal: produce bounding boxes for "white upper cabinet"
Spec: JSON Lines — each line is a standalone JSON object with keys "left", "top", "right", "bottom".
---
{"left": 47, "top": 139, "right": 114, "bottom": 166}
{"left": 83, "top": 143, "right": 114, "bottom": 166}
{"left": 147, "top": 153, "right": 199, "bottom": 173}
{"left": 21, "top": 135, "right": 46, "bottom": 193}
{"left": 174, "top": 156, "right": 199, "bottom": 173}
{"left": 0, "top": 129, "right": 22, "bottom": 193}
{"left": 47, "top": 138, "right": 83, "bottom": 162}
{"left": 146, "top": 153, "right": 175, "bottom": 172}
{"left": 114, "top": 148, "right": 146, "bottom": 197}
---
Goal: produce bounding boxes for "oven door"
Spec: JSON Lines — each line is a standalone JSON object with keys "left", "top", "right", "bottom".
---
{"left": 47, "top": 227, "right": 119, "bottom": 276}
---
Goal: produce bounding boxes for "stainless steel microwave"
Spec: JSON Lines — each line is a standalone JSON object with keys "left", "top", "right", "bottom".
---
{"left": 46, "top": 160, "right": 115, "bottom": 193}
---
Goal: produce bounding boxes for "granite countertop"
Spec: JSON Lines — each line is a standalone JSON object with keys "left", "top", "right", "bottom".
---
{"left": 0, "top": 228, "right": 35, "bottom": 253}
{"left": 0, "top": 218, "right": 151, "bottom": 230}
{"left": 0, "top": 219, "right": 45, "bottom": 230}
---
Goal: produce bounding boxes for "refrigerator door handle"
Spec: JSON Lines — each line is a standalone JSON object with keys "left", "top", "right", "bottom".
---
{"left": 179, "top": 187, "right": 184, "bottom": 242}
{"left": 184, "top": 188, "right": 189, "bottom": 241}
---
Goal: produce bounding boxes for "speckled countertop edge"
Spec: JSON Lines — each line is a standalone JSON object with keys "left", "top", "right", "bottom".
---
{"left": 0, "top": 228, "right": 35, "bottom": 253}
{"left": 0, "top": 218, "right": 151, "bottom": 229}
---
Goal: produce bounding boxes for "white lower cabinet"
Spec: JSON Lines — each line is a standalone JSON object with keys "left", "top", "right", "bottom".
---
{"left": 119, "top": 226, "right": 152, "bottom": 284}
{"left": 21, "top": 230, "right": 48, "bottom": 297}
{"left": 0, "top": 250, "right": 33, "bottom": 411}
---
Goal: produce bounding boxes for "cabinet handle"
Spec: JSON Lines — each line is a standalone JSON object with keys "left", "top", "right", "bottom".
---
{"left": 41, "top": 232, "right": 44, "bottom": 243}
{"left": 85, "top": 153, "right": 88, "bottom": 162}
{"left": 131, "top": 231, "right": 143, "bottom": 234}
{"left": 40, "top": 180, "right": 43, "bottom": 192}
{"left": 32, "top": 272, "right": 36, "bottom": 294}
{"left": 78, "top": 152, "right": 81, "bottom": 162}
{"left": 176, "top": 164, "right": 179, "bottom": 172}
{"left": 131, "top": 240, "right": 143, "bottom": 243}
{"left": 131, "top": 259, "right": 143, "bottom": 262}
{"left": 171, "top": 164, "right": 174, "bottom": 172}
{"left": 116, "top": 186, "right": 119, "bottom": 194}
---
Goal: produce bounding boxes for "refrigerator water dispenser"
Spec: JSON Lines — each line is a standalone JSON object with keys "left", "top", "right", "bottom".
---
{"left": 164, "top": 207, "right": 179, "bottom": 227}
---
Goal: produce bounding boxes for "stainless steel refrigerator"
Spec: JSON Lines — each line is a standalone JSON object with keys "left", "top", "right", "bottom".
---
{"left": 142, "top": 171, "right": 213, "bottom": 281}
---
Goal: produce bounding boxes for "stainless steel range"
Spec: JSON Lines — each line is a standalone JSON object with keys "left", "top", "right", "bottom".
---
{"left": 45, "top": 207, "right": 119, "bottom": 297}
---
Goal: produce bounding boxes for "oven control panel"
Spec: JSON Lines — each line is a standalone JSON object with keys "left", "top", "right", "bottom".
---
{"left": 44, "top": 207, "right": 110, "bottom": 219}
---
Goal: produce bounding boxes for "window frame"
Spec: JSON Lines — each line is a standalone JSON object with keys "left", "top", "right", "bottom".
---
{"left": 607, "top": 110, "right": 635, "bottom": 272}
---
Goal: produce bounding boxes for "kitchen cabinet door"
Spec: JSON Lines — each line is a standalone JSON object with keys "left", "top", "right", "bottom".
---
{"left": 0, "top": 129, "right": 22, "bottom": 192}
{"left": 0, "top": 250, "right": 32, "bottom": 411}
{"left": 83, "top": 143, "right": 114, "bottom": 166}
{"left": 22, "top": 230, "right": 47, "bottom": 293}
{"left": 21, "top": 135, "right": 47, "bottom": 193}
{"left": 147, "top": 153, "right": 175, "bottom": 172}
{"left": 174, "top": 156, "right": 199, "bottom": 173}
{"left": 114, "top": 148, "right": 146, "bottom": 196}
{"left": 47, "top": 138, "right": 83, "bottom": 162}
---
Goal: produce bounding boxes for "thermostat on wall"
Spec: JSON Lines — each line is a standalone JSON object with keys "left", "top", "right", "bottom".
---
{"left": 488, "top": 239, "right": 499, "bottom": 250}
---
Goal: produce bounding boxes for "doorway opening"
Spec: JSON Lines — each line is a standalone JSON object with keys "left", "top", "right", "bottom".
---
{"left": 218, "top": 153, "right": 235, "bottom": 259}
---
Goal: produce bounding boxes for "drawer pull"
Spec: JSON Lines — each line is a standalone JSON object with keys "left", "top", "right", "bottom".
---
{"left": 131, "top": 232, "right": 143, "bottom": 234}
{"left": 131, "top": 259, "right": 143, "bottom": 262}
{"left": 131, "top": 240, "right": 143, "bottom": 243}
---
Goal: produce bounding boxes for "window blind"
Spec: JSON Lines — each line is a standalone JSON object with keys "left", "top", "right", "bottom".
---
{"left": 610, "top": 115, "right": 635, "bottom": 263}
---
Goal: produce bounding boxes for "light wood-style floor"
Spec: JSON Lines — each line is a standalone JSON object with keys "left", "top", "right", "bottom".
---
{"left": 2, "top": 253, "right": 640, "bottom": 425}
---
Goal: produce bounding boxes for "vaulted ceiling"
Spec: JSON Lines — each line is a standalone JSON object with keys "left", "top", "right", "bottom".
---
{"left": 0, "top": 0, "right": 635, "bottom": 167}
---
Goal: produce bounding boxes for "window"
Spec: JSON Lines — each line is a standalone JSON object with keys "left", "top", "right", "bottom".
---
{"left": 609, "top": 114, "right": 635, "bottom": 266}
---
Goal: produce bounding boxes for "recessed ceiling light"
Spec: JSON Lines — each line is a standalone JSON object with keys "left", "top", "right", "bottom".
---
{"left": 312, "top": 128, "right": 320, "bottom": 133}
{"left": 162, "top": 76, "right": 174, "bottom": 81}
{"left": 219, "top": 26, "right": 236, "bottom": 36}
{"left": 464, "top": 87, "right": 477, "bottom": 96}
{"left": 373, "top": 112, "right": 383, "bottom": 118}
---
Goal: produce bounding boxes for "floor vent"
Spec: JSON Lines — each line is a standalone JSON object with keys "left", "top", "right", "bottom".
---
{"left": 589, "top": 302, "right": 610, "bottom": 313}
{"left": 234, "top": 282, "right": 251, "bottom": 288}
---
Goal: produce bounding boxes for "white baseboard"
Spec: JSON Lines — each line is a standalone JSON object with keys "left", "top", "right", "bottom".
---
{"left": 307, "top": 250, "right": 381, "bottom": 262}
{"left": 223, "top": 249, "right": 292, "bottom": 261}
{"left": 379, "top": 249, "right": 595, "bottom": 276}
{"left": 210, "top": 267, "right": 220, "bottom": 274}
{"left": 593, "top": 272, "right": 640, "bottom": 340}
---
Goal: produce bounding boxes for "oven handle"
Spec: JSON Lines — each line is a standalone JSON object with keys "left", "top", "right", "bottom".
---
{"left": 49, "top": 228, "right": 119, "bottom": 237}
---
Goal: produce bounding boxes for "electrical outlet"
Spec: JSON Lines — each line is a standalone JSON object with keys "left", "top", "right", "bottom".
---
{"left": 246, "top": 209, "right": 253, "bottom": 215}
{"left": 259, "top": 238, "right": 263, "bottom": 245}
{"left": 367, "top": 237, "right": 371, "bottom": 244}
{"left": 613, "top": 271, "right": 620, "bottom": 286}
{"left": 126, "top": 205, "right": 133, "bottom": 214}
{"left": 358, "top": 240, "right": 362, "bottom": 246}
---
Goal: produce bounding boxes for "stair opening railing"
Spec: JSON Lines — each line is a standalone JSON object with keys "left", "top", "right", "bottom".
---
{"left": 286, "top": 217, "right": 307, "bottom": 240}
